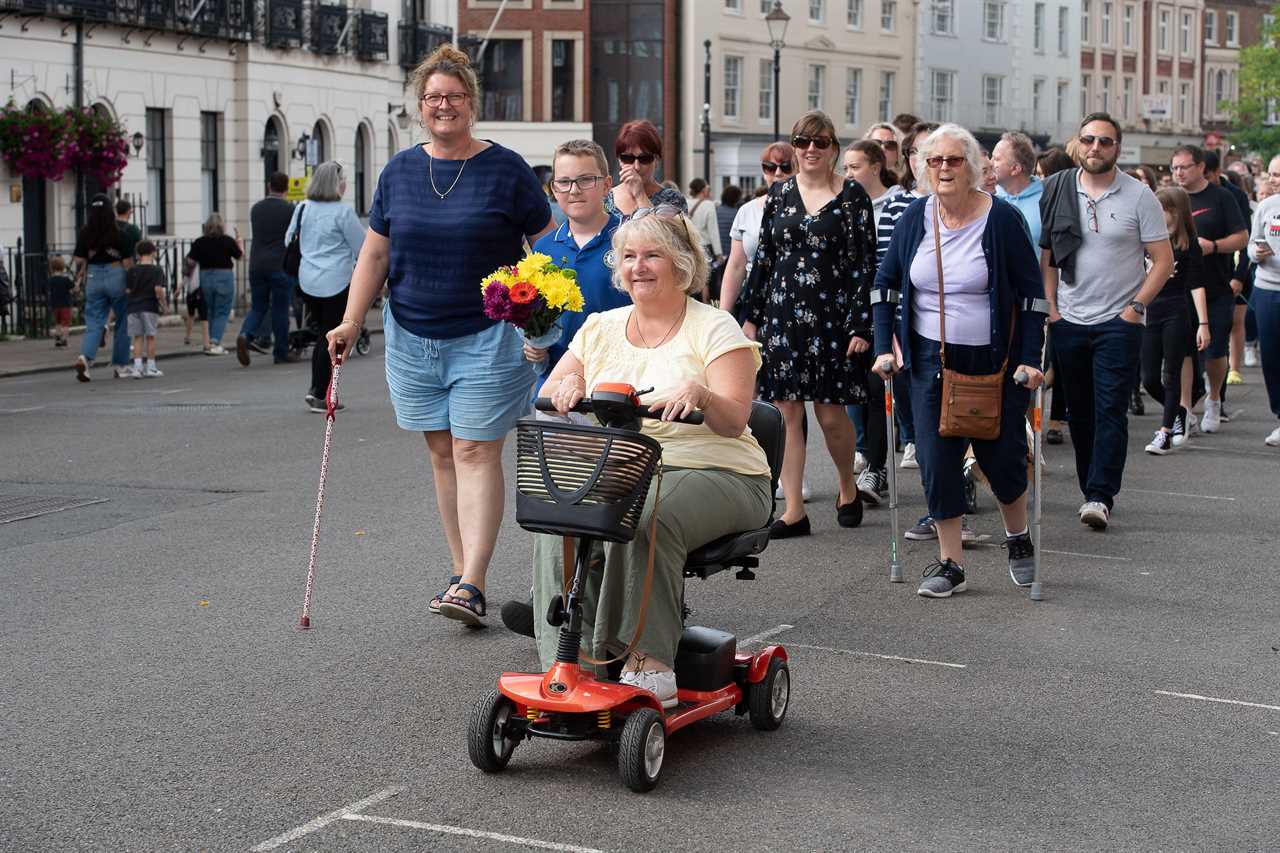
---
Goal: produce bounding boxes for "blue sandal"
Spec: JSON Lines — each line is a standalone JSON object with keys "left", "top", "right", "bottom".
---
{"left": 428, "top": 575, "right": 463, "bottom": 614}
{"left": 438, "top": 583, "right": 487, "bottom": 628}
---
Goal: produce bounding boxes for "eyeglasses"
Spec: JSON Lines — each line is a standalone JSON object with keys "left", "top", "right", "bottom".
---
{"left": 1170, "top": 163, "right": 1197, "bottom": 172}
{"left": 1086, "top": 199, "right": 1100, "bottom": 233}
{"left": 551, "top": 175, "right": 605, "bottom": 193}
{"left": 1079, "top": 134, "right": 1118, "bottom": 149}
{"left": 925, "top": 155, "right": 967, "bottom": 170}
{"left": 421, "top": 93, "right": 469, "bottom": 107}
{"left": 761, "top": 160, "right": 794, "bottom": 174}
{"left": 791, "top": 135, "right": 834, "bottom": 150}
{"left": 873, "top": 139, "right": 900, "bottom": 151}
{"left": 618, "top": 153, "right": 656, "bottom": 165}
{"left": 630, "top": 203, "right": 682, "bottom": 222}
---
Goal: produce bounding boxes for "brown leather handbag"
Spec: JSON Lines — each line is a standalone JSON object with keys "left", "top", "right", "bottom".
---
{"left": 933, "top": 202, "right": 1011, "bottom": 441}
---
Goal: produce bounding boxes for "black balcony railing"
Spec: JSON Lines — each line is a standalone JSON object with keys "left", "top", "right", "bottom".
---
{"left": 355, "top": 9, "right": 387, "bottom": 61}
{"left": 397, "top": 20, "right": 451, "bottom": 69}
{"left": 57, "top": 0, "right": 115, "bottom": 19}
{"left": 265, "top": 0, "right": 303, "bottom": 47}
{"left": 310, "top": 1, "right": 345, "bottom": 54}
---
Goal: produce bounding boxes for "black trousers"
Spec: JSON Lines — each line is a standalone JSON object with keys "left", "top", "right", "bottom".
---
{"left": 304, "top": 287, "right": 349, "bottom": 397}
{"left": 1141, "top": 310, "right": 1189, "bottom": 430}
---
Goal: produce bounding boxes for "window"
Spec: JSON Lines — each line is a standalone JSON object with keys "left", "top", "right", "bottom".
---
{"left": 1158, "top": 9, "right": 1170, "bottom": 53}
{"left": 847, "top": 0, "right": 862, "bottom": 28}
{"left": 353, "top": 125, "right": 369, "bottom": 217}
{"left": 1214, "top": 69, "right": 1226, "bottom": 112}
{"left": 845, "top": 68, "right": 861, "bottom": 126}
{"left": 983, "top": 75, "right": 1003, "bottom": 126}
{"left": 761, "top": 0, "right": 772, "bottom": 12}
{"left": 1081, "top": 2, "right": 1090, "bottom": 43}
{"left": 199, "top": 111, "right": 219, "bottom": 222}
{"left": 1180, "top": 11, "right": 1192, "bottom": 55}
{"left": 881, "top": 0, "right": 896, "bottom": 31}
{"left": 809, "top": 0, "right": 824, "bottom": 23}
{"left": 310, "top": 120, "right": 327, "bottom": 166}
{"left": 759, "top": 59, "right": 773, "bottom": 122}
{"left": 878, "top": 70, "right": 895, "bottom": 121}
{"left": 1032, "top": 77, "right": 1045, "bottom": 125}
{"left": 145, "top": 108, "right": 167, "bottom": 234}
{"left": 1123, "top": 76, "right": 1133, "bottom": 119}
{"left": 1101, "top": 75, "right": 1112, "bottom": 112}
{"left": 1034, "top": 3, "right": 1045, "bottom": 52}
{"left": 1226, "top": 11, "right": 1237, "bottom": 45}
{"left": 1122, "top": 4, "right": 1134, "bottom": 47}
{"left": 262, "top": 118, "right": 281, "bottom": 185}
{"left": 724, "top": 55, "right": 742, "bottom": 120}
{"left": 984, "top": 1, "right": 1005, "bottom": 40}
{"left": 479, "top": 39, "right": 524, "bottom": 121}
{"left": 1179, "top": 81, "right": 1190, "bottom": 125}
{"left": 551, "top": 39, "right": 576, "bottom": 121}
{"left": 1058, "top": 5, "right": 1069, "bottom": 54}
{"left": 1100, "top": 2, "right": 1111, "bottom": 45}
{"left": 930, "top": 69, "right": 954, "bottom": 121}
{"left": 1204, "top": 10, "right": 1216, "bottom": 43}
{"left": 808, "top": 64, "right": 825, "bottom": 110}
{"left": 1057, "top": 79, "right": 1069, "bottom": 124}
{"left": 1082, "top": 73, "right": 1091, "bottom": 115}
{"left": 725, "top": 0, "right": 740, "bottom": 11}
{"left": 932, "top": 0, "right": 954, "bottom": 35}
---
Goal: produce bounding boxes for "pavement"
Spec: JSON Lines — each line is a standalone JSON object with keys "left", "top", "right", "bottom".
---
{"left": 1, "top": 350, "right": 1278, "bottom": 851}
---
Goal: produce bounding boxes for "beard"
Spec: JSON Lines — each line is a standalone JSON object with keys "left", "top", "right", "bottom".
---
{"left": 1080, "top": 153, "right": 1117, "bottom": 175}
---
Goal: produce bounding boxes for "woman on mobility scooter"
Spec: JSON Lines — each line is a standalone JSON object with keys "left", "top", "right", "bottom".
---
{"left": 533, "top": 208, "right": 773, "bottom": 708}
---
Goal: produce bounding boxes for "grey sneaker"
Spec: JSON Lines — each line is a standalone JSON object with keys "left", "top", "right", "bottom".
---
{"left": 917, "top": 559, "right": 967, "bottom": 598}
{"left": 1005, "top": 533, "right": 1035, "bottom": 587}
{"left": 1079, "top": 501, "right": 1109, "bottom": 530}
{"left": 905, "top": 515, "right": 937, "bottom": 540}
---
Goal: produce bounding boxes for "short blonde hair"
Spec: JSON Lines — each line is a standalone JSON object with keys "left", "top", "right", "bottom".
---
{"left": 553, "top": 139, "right": 609, "bottom": 178}
{"left": 203, "top": 212, "right": 225, "bottom": 237}
{"left": 411, "top": 43, "right": 480, "bottom": 105}
{"left": 611, "top": 213, "right": 708, "bottom": 296}
{"left": 914, "top": 124, "right": 985, "bottom": 195}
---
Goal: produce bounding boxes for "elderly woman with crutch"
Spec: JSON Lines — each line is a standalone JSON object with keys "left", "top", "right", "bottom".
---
{"left": 871, "top": 124, "right": 1048, "bottom": 599}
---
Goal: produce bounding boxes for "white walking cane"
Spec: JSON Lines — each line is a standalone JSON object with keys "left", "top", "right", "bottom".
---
{"left": 299, "top": 342, "right": 346, "bottom": 629}
{"left": 1015, "top": 369, "right": 1045, "bottom": 602}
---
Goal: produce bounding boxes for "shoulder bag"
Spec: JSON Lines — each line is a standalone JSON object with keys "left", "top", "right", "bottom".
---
{"left": 282, "top": 203, "right": 305, "bottom": 277}
{"left": 934, "top": 201, "right": 1011, "bottom": 441}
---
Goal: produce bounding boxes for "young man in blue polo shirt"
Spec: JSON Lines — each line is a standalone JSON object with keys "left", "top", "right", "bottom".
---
{"left": 525, "top": 139, "right": 630, "bottom": 379}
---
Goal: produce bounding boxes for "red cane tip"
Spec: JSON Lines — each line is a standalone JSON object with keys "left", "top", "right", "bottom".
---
{"left": 298, "top": 615, "right": 311, "bottom": 629}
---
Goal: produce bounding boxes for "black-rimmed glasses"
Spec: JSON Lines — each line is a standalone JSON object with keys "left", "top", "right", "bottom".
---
{"left": 421, "top": 93, "right": 469, "bottom": 107}
{"left": 1086, "top": 198, "right": 1100, "bottom": 233}
{"left": 551, "top": 175, "right": 605, "bottom": 193}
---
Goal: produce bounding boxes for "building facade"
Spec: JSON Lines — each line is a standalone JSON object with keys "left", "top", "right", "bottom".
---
{"left": 917, "top": 0, "right": 1080, "bottom": 150}
{"left": 1201, "top": 1, "right": 1275, "bottom": 137}
{"left": 680, "top": 0, "right": 918, "bottom": 193}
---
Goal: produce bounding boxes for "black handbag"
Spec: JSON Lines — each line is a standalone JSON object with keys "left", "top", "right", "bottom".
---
{"left": 282, "top": 203, "right": 305, "bottom": 277}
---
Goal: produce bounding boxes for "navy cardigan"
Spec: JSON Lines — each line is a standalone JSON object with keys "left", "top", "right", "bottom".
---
{"left": 871, "top": 194, "right": 1049, "bottom": 371}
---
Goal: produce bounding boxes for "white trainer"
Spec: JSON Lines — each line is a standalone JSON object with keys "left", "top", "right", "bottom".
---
{"left": 1201, "top": 399, "right": 1221, "bottom": 433}
{"left": 900, "top": 442, "right": 918, "bottom": 468}
{"left": 1266, "top": 426, "right": 1280, "bottom": 447}
{"left": 144, "top": 366, "right": 164, "bottom": 378}
{"left": 1079, "top": 501, "right": 1110, "bottom": 530}
{"left": 1244, "top": 343, "right": 1259, "bottom": 368}
{"left": 621, "top": 669, "right": 678, "bottom": 709}
{"left": 853, "top": 451, "right": 867, "bottom": 474}
{"left": 775, "top": 481, "right": 813, "bottom": 502}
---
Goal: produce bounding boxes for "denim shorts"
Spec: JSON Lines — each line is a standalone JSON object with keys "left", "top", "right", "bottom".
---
{"left": 1204, "top": 293, "right": 1234, "bottom": 360}
{"left": 383, "top": 303, "right": 535, "bottom": 440}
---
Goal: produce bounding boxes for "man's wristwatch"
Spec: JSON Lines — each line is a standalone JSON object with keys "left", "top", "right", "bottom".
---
{"left": 1127, "top": 300, "right": 1146, "bottom": 316}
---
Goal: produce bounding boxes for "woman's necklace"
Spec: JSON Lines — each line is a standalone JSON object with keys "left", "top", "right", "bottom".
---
{"left": 938, "top": 192, "right": 980, "bottom": 229}
{"left": 428, "top": 141, "right": 471, "bottom": 200}
{"left": 631, "top": 300, "right": 687, "bottom": 349}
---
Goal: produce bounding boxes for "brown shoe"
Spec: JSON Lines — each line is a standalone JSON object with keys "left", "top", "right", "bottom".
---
{"left": 235, "top": 335, "right": 251, "bottom": 366}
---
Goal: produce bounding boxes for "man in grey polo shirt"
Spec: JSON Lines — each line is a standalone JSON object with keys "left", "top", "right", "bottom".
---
{"left": 1040, "top": 113, "right": 1173, "bottom": 531}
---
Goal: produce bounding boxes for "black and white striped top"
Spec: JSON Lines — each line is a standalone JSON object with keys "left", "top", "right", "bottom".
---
{"left": 874, "top": 188, "right": 916, "bottom": 265}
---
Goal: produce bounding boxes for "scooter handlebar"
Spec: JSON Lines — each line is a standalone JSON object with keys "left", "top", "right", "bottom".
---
{"left": 533, "top": 397, "right": 705, "bottom": 425}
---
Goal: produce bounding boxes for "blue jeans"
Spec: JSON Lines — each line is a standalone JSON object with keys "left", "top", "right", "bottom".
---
{"left": 80, "top": 264, "right": 129, "bottom": 367}
{"left": 1050, "top": 316, "right": 1144, "bottom": 508}
{"left": 1252, "top": 287, "right": 1280, "bottom": 420}
{"left": 201, "top": 269, "right": 236, "bottom": 345}
{"left": 240, "top": 270, "right": 294, "bottom": 360}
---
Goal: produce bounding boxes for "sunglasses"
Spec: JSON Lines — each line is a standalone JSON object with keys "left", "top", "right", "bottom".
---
{"left": 1079, "top": 134, "right": 1118, "bottom": 149}
{"left": 618, "top": 153, "right": 656, "bottom": 165}
{"left": 925, "top": 155, "right": 967, "bottom": 169}
{"left": 874, "top": 138, "right": 900, "bottom": 151}
{"left": 630, "top": 203, "right": 683, "bottom": 222}
{"left": 761, "top": 160, "right": 794, "bottom": 174}
{"left": 791, "top": 135, "right": 834, "bottom": 150}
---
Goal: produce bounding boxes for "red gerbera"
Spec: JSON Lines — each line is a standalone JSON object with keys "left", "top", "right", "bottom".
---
{"left": 509, "top": 280, "right": 538, "bottom": 305}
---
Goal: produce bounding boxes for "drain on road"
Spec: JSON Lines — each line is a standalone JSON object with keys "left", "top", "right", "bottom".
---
{"left": 0, "top": 495, "right": 108, "bottom": 525}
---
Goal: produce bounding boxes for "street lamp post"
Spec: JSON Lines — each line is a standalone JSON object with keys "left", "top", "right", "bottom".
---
{"left": 702, "top": 39, "right": 712, "bottom": 183}
{"left": 765, "top": 1, "right": 790, "bottom": 142}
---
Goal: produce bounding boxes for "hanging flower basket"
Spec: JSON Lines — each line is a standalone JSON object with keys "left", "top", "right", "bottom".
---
{"left": 0, "top": 102, "right": 130, "bottom": 187}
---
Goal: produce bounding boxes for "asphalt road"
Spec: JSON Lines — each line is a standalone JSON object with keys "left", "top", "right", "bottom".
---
{"left": 2, "top": 347, "right": 1278, "bottom": 852}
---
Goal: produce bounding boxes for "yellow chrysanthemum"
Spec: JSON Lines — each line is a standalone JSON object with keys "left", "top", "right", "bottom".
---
{"left": 515, "top": 253, "right": 553, "bottom": 280}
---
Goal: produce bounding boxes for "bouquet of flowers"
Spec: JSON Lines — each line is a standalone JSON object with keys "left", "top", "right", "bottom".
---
{"left": 481, "top": 252, "right": 585, "bottom": 349}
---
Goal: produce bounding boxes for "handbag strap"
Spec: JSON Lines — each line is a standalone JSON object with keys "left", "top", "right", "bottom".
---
{"left": 932, "top": 201, "right": 947, "bottom": 369}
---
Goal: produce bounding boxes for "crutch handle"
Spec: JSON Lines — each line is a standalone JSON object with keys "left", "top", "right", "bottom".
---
{"left": 1014, "top": 369, "right": 1030, "bottom": 386}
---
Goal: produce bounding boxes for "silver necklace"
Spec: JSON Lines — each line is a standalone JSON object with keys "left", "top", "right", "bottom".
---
{"left": 428, "top": 142, "right": 471, "bottom": 200}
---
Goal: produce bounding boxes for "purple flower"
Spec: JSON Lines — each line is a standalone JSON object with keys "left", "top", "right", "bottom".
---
{"left": 507, "top": 293, "right": 544, "bottom": 327}
{"left": 482, "top": 281, "right": 513, "bottom": 322}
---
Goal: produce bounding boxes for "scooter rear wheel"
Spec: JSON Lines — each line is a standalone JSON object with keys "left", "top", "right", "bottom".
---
{"left": 617, "top": 708, "right": 664, "bottom": 792}
{"left": 468, "top": 689, "right": 519, "bottom": 772}
{"left": 748, "top": 658, "right": 790, "bottom": 731}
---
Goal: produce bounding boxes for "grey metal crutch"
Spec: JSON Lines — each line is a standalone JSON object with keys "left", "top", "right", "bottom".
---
{"left": 1015, "top": 369, "right": 1045, "bottom": 601}
{"left": 885, "top": 375, "right": 902, "bottom": 583}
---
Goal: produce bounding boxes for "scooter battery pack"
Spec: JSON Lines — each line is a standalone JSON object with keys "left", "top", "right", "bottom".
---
{"left": 674, "top": 626, "right": 737, "bottom": 692}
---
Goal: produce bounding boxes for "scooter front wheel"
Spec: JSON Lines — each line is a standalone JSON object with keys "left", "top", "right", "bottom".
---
{"left": 468, "top": 689, "right": 519, "bottom": 772}
{"left": 618, "top": 708, "right": 664, "bottom": 792}
{"left": 748, "top": 658, "right": 790, "bottom": 731}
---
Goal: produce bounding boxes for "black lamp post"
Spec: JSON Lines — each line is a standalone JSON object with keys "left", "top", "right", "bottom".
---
{"left": 765, "top": 1, "right": 790, "bottom": 142}
{"left": 702, "top": 39, "right": 712, "bottom": 183}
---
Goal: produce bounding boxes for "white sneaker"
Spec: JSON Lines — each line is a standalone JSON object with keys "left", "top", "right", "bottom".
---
{"left": 1266, "top": 426, "right": 1280, "bottom": 447}
{"left": 853, "top": 451, "right": 867, "bottom": 474}
{"left": 900, "top": 443, "right": 918, "bottom": 468}
{"left": 113, "top": 365, "right": 136, "bottom": 379}
{"left": 1079, "top": 500, "right": 1109, "bottom": 530}
{"left": 774, "top": 481, "right": 813, "bottom": 502}
{"left": 1244, "top": 343, "right": 1259, "bottom": 368}
{"left": 621, "top": 669, "right": 678, "bottom": 709}
{"left": 1201, "top": 399, "right": 1221, "bottom": 433}
{"left": 204, "top": 344, "right": 227, "bottom": 355}
{"left": 144, "top": 365, "right": 164, "bottom": 378}
{"left": 1186, "top": 412, "right": 1200, "bottom": 438}
{"left": 74, "top": 355, "right": 91, "bottom": 383}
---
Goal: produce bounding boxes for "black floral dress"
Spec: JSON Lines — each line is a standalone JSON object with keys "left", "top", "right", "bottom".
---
{"left": 740, "top": 177, "right": 877, "bottom": 404}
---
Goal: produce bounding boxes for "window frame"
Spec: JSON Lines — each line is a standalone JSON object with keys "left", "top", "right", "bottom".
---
{"left": 930, "top": 69, "right": 955, "bottom": 122}
{"left": 880, "top": 0, "right": 896, "bottom": 32}
{"left": 199, "top": 111, "right": 219, "bottom": 223}
{"left": 1033, "top": 2, "right": 1045, "bottom": 53}
{"left": 846, "top": 0, "right": 863, "bottom": 29}
{"left": 145, "top": 107, "right": 168, "bottom": 235}
{"left": 983, "top": 0, "right": 1005, "bottom": 41}
{"left": 807, "top": 63, "right": 826, "bottom": 111}
{"left": 723, "top": 54, "right": 743, "bottom": 121}
{"left": 845, "top": 66, "right": 861, "bottom": 127}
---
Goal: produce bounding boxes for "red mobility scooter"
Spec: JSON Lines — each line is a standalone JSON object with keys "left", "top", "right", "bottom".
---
{"left": 467, "top": 384, "right": 790, "bottom": 792}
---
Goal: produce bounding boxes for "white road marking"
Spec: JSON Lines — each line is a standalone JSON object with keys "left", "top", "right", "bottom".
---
{"left": 786, "top": 642, "right": 967, "bottom": 669}
{"left": 1182, "top": 444, "right": 1279, "bottom": 459}
{"left": 1042, "top": 548, "right": 1131, "bottom": 562}
{"left": 341, "top": 814, "right": 605, "bottom": 853}
{"left": 739, "top": 623, "right": 794, "bottom": 647}
{"left": 1154, "top": 690, "right": 1280, "bottom": 713}
{"left": 160, "top": 387, "right": 190, "bottom": 395}
{"left": 3, "top": 406, "right": 44, "bottom": 414}
{"left": 1125, "top": 487, "right": 1235, "bottom": 502}
{"left": 250, "top": 787, "right": 400, "bottom": 851}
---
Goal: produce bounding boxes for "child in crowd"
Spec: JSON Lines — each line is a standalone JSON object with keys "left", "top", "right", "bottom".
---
{"left": 125, "top": 240, "right": 167, "bottom": 378}
{"left": 47, "top": 255, "right": 76, "bottom": 347}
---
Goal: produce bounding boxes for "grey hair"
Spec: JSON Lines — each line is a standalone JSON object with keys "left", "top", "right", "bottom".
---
{"left": 203, "top": 212, "right": 225, "bottom": 237}
{"left": 914, "top": 123, "right": 985, "bottom": 196}
{"left": 863, "top": 122, "right": 902, "bottom": 146}
{"left": 610, "top": 213, "right": 708, "bottom": 296}
{"left": 307, "top": 161, "right": 344, "bottom": 202}
{"left": 999, "top": 131, "right": 1038, "bottom": 177}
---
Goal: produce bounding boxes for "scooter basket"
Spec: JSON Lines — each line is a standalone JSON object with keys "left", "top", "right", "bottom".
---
{"left": 515, "top": 419, "right": 663, "bottom": 543}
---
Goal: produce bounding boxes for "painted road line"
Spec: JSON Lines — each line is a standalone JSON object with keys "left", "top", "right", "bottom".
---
{"left": 1154, "top": 690, "right": 1280, "bottom": 713}
{"left": 1125, "top": 487, "right": 1236, "bottom": 502}
{"left": 739, "top": 623, "right": 794, "bottom": 647}
{"left": 250, "top": 787, "right": 400, "bottom": 851}
{"left": 1042, "top": 549, "right": 1131, "bottom": 562}
{"left": 341, "top": 814, "right": 605, "bottom": 853}
{"left": 2, "top": 406, "right": 45, "bottom": 414}
{"left": 786, "top": 642, "right": 967, "bottom": 669}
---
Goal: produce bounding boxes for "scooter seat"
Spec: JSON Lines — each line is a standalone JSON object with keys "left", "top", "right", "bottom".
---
{"left": 684, "top": 528, "right": 770, "bottom": 574}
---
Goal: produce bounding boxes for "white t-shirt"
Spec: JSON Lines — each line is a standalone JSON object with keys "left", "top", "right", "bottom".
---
{"left": 567, "top": 298, "right": 770, "bottom": 477}
{"left": 730, "top": 197, "right": 767, "bottom": 273}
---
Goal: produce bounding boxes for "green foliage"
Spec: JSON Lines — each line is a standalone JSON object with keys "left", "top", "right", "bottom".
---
{"left": 1229, "top": 7, "right": 1280, "bottom": 155}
